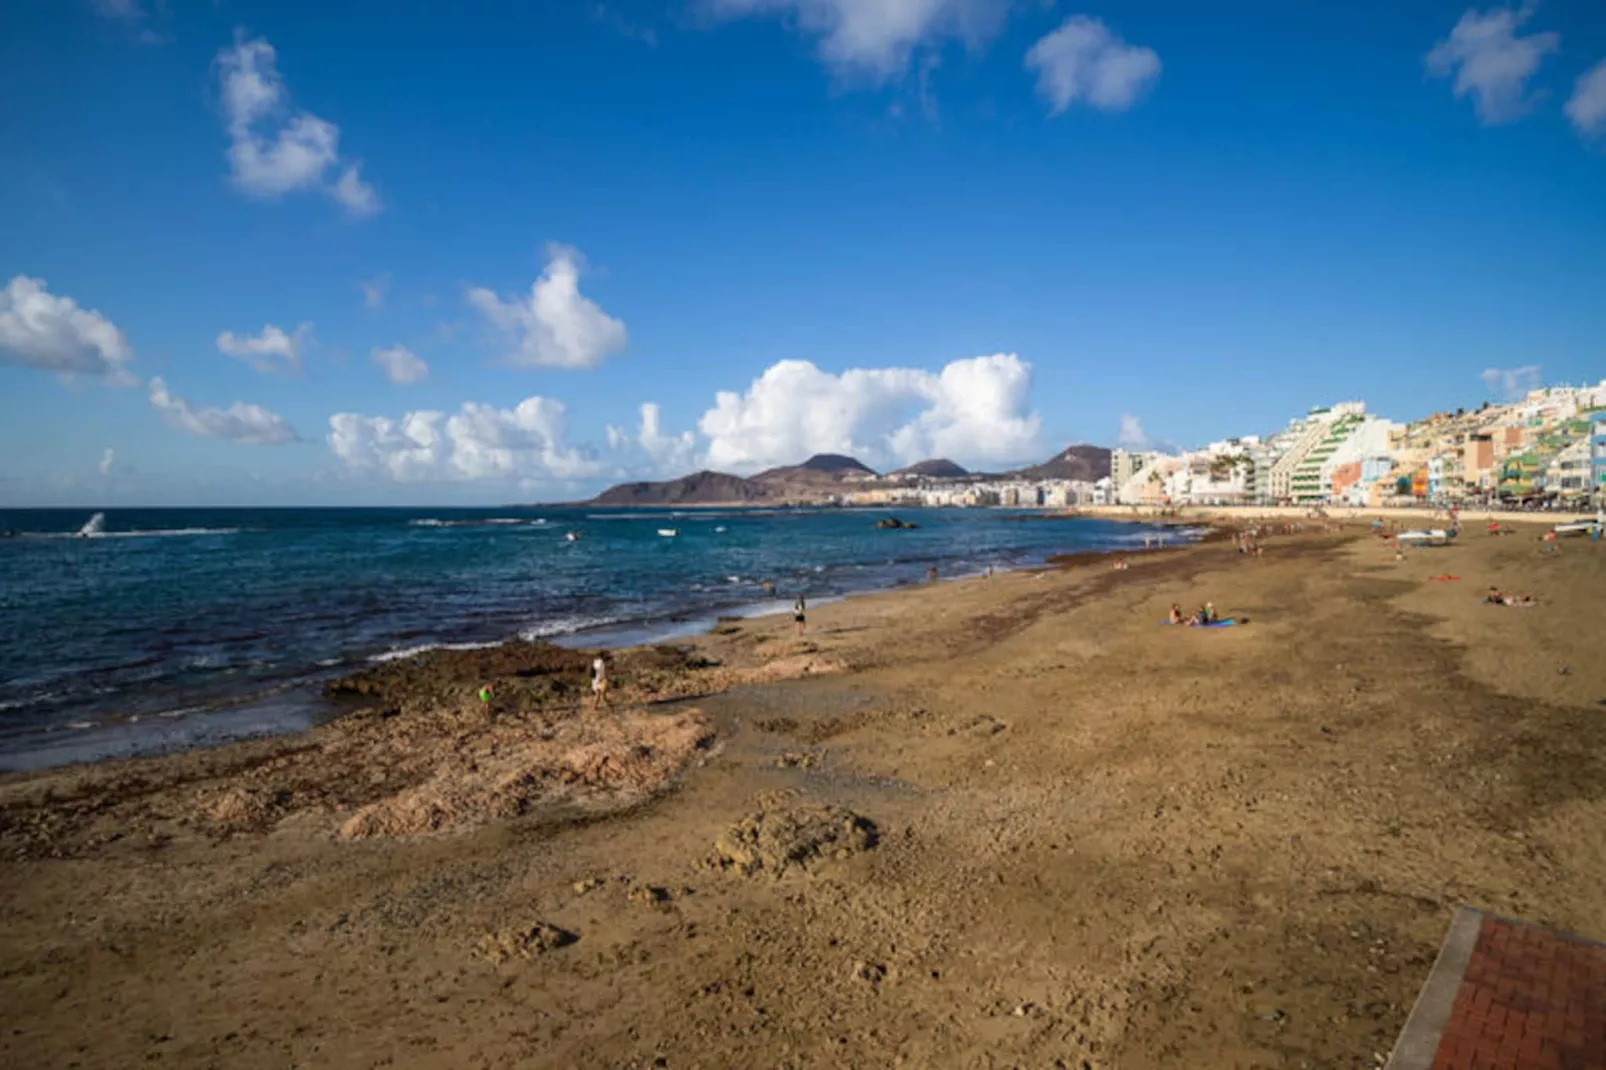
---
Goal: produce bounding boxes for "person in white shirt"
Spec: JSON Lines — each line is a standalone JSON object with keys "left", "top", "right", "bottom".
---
{"left": 591, "top": 653, "right": 610, "bottom": 711}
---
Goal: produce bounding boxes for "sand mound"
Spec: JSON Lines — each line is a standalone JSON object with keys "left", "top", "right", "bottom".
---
{"left": 711, "top": 805, "right": 878, "bottom": 877}
{"left": 202, "top": 786, "right": 291, "bottom": 828}
{"left": 473, "top": 922, "right": 576, "bottom": 964}
{"left": 747, "top": 654, "right": 846, "bottom": 683}
{"left": 339, "top": 709, "right": 714, "bottom": 839}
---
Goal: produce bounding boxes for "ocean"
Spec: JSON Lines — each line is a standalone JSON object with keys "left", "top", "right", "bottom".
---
{"left": 0, "top": 505, "right": 1185, "bottom": 771}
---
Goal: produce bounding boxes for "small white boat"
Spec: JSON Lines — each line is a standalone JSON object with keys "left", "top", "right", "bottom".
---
{"left": 1552, "top": 521, "right": 1599, "bottom": 537}
{"left": 657, "top": 528, "right": 678, "bottom": 537}
{"left": 1397, "top": 528, "right": 1454, "bottom": 545}
{"left": 564, "top": 531, "right": 580, "bottom": 542}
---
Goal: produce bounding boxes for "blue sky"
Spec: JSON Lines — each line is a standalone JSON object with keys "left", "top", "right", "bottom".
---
{"left": 2, "top": 0, "right": 1604, "bottom": 506}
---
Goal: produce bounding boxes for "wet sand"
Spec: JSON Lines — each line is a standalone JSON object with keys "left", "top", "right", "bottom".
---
{"left": 3, "top": 522, "right": 1604, "bottom": 1068}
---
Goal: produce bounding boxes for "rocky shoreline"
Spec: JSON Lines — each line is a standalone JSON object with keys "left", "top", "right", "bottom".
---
{"left": 4, "top": 522, "right": 1604, "bottom": 1068}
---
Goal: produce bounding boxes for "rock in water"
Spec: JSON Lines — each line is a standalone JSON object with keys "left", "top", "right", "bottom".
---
{"left": 711, "top": 805, "right": 877, "bottom": 876}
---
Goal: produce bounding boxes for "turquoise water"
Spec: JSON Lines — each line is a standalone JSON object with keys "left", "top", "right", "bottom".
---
{"left": 0, "top": 506, "right": 1181, "bottom": 769}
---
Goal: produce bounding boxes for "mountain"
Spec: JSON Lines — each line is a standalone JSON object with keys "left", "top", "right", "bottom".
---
{"left": 582, "top": 447, "right": 1108, "bottom": 507}
{"left": 752, "top": 453, "right": 877, "bottom": 485}
{"left": 589, "top": 470, "right": 768, "bottom": 506}
{"left": 585, "top": 454, "right": 878, "bottom": 506}
{"left": 1004, "top": 444, "right": 1111, "bottom": 483}
{"left": 891, "top": 458, "right": 969, "bottom": 479}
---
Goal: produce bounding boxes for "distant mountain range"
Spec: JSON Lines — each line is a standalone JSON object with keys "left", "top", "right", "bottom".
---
{"left": 585, "top": 446, "right": 1111, "bottom": 506}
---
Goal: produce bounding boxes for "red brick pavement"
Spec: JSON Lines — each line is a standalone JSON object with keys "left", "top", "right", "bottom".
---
{"left": 1430, "top": 915, "right": 1606, "bottom": 1070}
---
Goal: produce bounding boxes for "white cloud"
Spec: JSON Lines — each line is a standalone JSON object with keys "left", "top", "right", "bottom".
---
{"left": 1115, "top": 413, "right": 1151, "bottom": 450}
{"left": 467, "top": 244, "right": 628, "bottom": 369}
{"left": 360, "top": 274, "right": 390, "bottom": 310}
{"left": 606, "top": 402, "right": 699, "bottom": 474}
{"left": 216, "top": 323, "right": 308, "bottom": 374}
{"left": 698, "top": 353, "right": 1041, "bottom": 472}
{"left": 1425, "top": 4, "right": 1559, "bottom": 125}
{"left": 371, "top": 344, "right": 429, "bottom": 385}
{"left": 0, "top": 275, "right": 135, "bottom": 382}
{"left": 333, "top": 165, "right": 381, "bottom": 216}
{"left": 709, "top": 0, "right": 1009, "bottom": 82}
{"left": 148, "top": 377, "right": 299, "bottom": 444}
{"left": 1566, "top": 59, "right": 1606, "bottom": 138}
{"left": 329, "top": 398, "right": 602, "bottom": 484}
{"left": 214, "top": 33, "right": 381, "bottom": 216}
{"left": 99, "top": 447, "right": 116, "bottom": 476}
{"left": 1025, "top": 15, "right": 1161, "bottom": 115}
{"left": 1481, "top": 364, "right": 1542, "bottom": 401}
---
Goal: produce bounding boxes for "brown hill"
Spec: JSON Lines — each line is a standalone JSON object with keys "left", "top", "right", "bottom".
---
{"left": 752, "top": 454, "right": 877, "bottom": 486}
{"left": 890, "top": 458, "right": 969, "bottom": 480}
{"left": 589, "top": 470, "right": 769, "bottom": 506}
{"left": 1004, "top": 444, "right": 1111, "bottom": 482}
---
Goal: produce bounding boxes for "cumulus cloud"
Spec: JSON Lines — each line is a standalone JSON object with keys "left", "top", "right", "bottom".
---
{"left": 708, "top": 0, "right": 1009, "bottom": 82}
{"left": 148, "top": 377, "right": 299, "bottom": 444}
{"left": 1426, "top": 4, "right": 1559, "bottom": 124}
{"left": 467, "top": 244, "right": 628, "bottom": 369}
{"left": 329, "top": 398, "right": 602, "bottom": 484}
{"left": 1026, "top": 15, "right": 1161, "bottom": 114}
{"left": 1566, "top": 59, "right": 1606, "bottom": 139}
{"left": 698, "top": 354, "right": 1041, "bottom": 472}
{"left": 371, "top": 344, "right": 429, "bottom": 385}
{"left": 1481, "top": 364, "right": 1542, "bottom": 401}
{"left": 606, "top": 402, "right": 699, "bottom": 474}
{"left": 216, "top": 323, "right": 308, "bottom": 374}
{"left": 1115, "top": 413, "right": 1151, "bottom": 450}
{"left": 99, "top": 447, "right": 116, "bottom": 476}
{"left": 0, "top": 275, "right": 135, "bottom": 382}
{"left": 215, "top": 32, "right": 380, "bottom": 215}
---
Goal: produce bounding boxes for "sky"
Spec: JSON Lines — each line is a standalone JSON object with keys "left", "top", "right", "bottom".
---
{"left": 1, "top": 0, "right": 1604, "bottom": 506}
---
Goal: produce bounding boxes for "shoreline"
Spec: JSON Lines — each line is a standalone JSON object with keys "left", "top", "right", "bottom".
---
{"left": 1061, "top": 502, "right": 1600, "bottom": 525}
{"left": 3, "top": 522, "right": 1604, "bottom": 1066}
{"left": 0, "top": 517, "right": 1203, "bottom": 776}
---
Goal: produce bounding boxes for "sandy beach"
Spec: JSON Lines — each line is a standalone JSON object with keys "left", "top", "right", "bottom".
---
{"left": 3, "top": 519, "right": 1604, "bottom": 1068}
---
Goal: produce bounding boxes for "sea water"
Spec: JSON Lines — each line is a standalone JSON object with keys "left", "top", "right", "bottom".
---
{"left": 0, "top": 506, "right": 1182, "bottom": 770}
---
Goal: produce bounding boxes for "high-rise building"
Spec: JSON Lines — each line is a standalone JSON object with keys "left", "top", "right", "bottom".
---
{"left": 1591, "top": 416, "right": 1606, "bottom": 503}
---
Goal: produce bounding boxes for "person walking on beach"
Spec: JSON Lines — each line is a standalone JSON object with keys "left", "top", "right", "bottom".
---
{"left": 590, "top": 652, "right": 610, "bottom": 711}
{"left": 793, "top": 594, "right": 807, "bottom": 637}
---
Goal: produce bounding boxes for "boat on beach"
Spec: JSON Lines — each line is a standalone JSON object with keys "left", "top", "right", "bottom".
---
{"left": 1396, "top": 528, "right": 1456, "bottom": 545}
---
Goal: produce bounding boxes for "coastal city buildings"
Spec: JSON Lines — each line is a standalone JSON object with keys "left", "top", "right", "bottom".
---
{"left": 836, "top": 380, "right": 1606, "bottom": 512}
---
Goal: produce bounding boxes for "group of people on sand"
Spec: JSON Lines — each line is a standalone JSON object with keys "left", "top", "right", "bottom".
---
{"left": 1168, "top": 601, "right": 1221, "bottom": 627}
{"left": 1484, "top": 586, "right": 1538, "bottom": 608}
{"left": 1233, "top": 529, "right": 1265, "bottom": 557}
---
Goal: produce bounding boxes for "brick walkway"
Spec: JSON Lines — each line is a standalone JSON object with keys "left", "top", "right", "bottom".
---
{"left": 1386, "top": 908, "right": 1606, "bottom": 1070}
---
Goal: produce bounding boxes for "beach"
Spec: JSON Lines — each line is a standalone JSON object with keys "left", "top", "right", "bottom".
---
{"left": 2, "top": 519, "right": 1604, "bottom": 1068}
